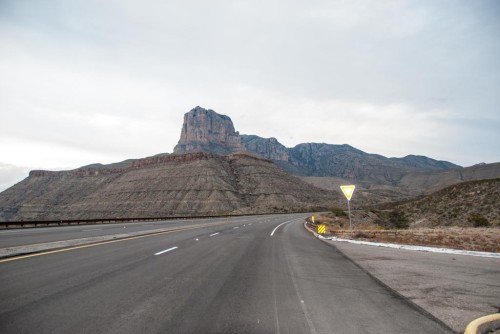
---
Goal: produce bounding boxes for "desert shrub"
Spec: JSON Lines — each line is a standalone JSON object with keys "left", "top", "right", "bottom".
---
{"left": 373, "top": 209, "right": 409, "bottom": 229}
{"left": 315, "top": 215, "right": 334, "bottom": 225}
{"left": 468, "top": 213, "right": 490, "bottom": 227}
{"left": 365, "top": 205, "right": 378, "bottom": 214}
{"left": 331, "top": 206, "right": 347, "bottom": 217}
{"left": 352, "top": 231, "right": 370, "bottom": 239}
{"left": 388, "top": 209, "right": 410, "bottom": 229}
{"left": 392, "top": 210, "right": 409, "bottom": 229}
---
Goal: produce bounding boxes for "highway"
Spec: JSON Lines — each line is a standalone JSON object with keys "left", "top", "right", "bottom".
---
{"left": 0, "top": 215, "right": 268, "bottom": 248}
{"left": 0, "top": 214, "right": 453, "bottom": 333}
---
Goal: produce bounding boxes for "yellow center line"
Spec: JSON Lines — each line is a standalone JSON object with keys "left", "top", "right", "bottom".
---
{"left": 0, "top": 225, "right": 206, "bottom": 264}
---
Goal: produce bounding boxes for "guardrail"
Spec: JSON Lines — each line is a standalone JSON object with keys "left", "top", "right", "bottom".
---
{"left": 0, "top": 212, "right": 276, "bottom": 229}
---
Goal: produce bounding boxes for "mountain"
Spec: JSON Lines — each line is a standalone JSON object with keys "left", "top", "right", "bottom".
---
{"left": 394, "top": 178, "right": 500, "bottom": 228}
{"left": 397, "top": 162, "right": 500, "bottom": 195}
{"left": 240, "top": 135, "right": 289, "bottom": 161}
{"left": 0, "top": 152, "right": 338, "bottom": 222}
{"left": 285, "top": 143, "right": 458, "bottom": 180}
{"left": 173, "top": 107, "right": 464, "bottom": 190}
{"left": 390, "top": 155, "right": 458, "bottom": 171}
{"left": 2, "top": 106, "right": 497, "bottom": 221}
{"left": 173, "top": 106, "right": 244, "bottom": 155}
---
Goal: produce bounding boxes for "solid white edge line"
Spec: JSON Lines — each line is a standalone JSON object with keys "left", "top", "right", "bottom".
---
{"left": 270, "top": 218, "right": 302, "bottom": 237}
{"left": 210, "top": 232, "right": 219, "bottom": 237}
{"left": 322, "top": 236, "right": 500, "bottom": 258}
{"left": 154, "top": 246, "right": 178, "bottom": 255}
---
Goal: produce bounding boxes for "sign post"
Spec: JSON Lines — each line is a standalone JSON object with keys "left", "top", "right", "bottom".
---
{"left": 340, "top": 185, "right": 355, "bottom": 230}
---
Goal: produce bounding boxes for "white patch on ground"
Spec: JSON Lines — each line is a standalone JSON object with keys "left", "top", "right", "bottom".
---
{"left": 319, "top": 235, "right": 500, "bottom": 259}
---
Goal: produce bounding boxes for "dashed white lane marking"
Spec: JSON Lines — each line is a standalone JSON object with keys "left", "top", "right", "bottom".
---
{"left": 284, "top": 247, "right": 318, "bottom": 334}
{"left": 82, "top": 228, "right": 102, "bottom": 231}
{"left": 210, "top": 233, "right": 219, "bottom": 237}
{"left": 195, "top": 238, "right": 199, "bottom": 241}
{"left": 154, "top": 246, "right": 178, "bottom": 255}
{"left": 233, "top": 227, "right": 239, "bottom": 229}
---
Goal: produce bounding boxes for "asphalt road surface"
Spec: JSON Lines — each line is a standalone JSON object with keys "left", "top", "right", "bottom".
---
{"left": 0, "top": 214, "right": 453, "bottom": 333}
{"left": 0, "top": 215, "right": 269, "bottom": 248}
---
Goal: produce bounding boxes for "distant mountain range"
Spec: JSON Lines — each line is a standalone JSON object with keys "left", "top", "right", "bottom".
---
{"left": 174, "top": 108, "right": 460, "bottom": 185}
{"left": 173, "top": 107, "right": 499, "bottom": 201}
{"left": 1, "top": 106, "right": 498, "bottom": 221}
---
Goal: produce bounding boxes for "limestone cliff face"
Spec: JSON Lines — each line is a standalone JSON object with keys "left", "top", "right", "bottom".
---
{"left": 174, "top": 106, "right": 244, "bottom": 155}
{"left": 241, "top": 135, "right": 289, "bottom": 162}
{"left": 173, "top": 106, "right": 290, "bottom": 162}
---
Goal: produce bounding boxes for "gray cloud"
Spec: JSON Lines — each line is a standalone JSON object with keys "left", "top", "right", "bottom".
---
{"left": 0, "top": 0, "right": 499, "bottom": 191}
{"left": 0, "top": 163, "right": 29, "bottom": 192}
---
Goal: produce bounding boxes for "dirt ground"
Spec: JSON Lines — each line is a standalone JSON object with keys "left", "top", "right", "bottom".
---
{"left": 345, "top": 227, "right": 500, "bottom": 253}
{"left": 312, "top": 214, "right": 500, "bottom": 253}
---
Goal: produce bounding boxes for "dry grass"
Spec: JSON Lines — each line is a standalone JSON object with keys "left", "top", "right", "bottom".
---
{"left": 315, "top": 211, "right": 381, "bottom": 231}
{"left": 312, "top": 213, "right": 499, "bottom": 252}
{"left": 332, "top": 227, "right": 500, "bottom": 253}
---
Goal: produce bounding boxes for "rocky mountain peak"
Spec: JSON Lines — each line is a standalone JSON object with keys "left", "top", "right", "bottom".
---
{"left": 173, "top": 106, "right": 244, "bottom": 155}
{"left": 171, "top": 106, "right": 463, "bottom": 186}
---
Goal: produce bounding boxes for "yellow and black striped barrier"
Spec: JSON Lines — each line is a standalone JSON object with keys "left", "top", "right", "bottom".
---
{"left": 317, "top": 224, "right": 326, "bottom": 234}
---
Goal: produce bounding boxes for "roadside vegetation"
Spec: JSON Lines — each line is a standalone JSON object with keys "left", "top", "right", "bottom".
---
{"left": 308, "top": 179, "right": 499, "bottom": 252}
{"left": 309, "top": 209, "right": 499, "bottom": 252}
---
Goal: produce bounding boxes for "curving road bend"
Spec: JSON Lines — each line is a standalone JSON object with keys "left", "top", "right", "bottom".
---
{"left": 0, "top": 214, "right": 453, "bottom": 333}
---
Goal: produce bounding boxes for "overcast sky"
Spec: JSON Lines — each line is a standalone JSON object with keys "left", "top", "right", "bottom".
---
{"left": 1, "top": 0, "right": 499, "bottom": 191}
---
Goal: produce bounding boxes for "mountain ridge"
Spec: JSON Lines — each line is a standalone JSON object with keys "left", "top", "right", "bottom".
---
{"left": 174, "top": 106, "right": 462, "bottom": 184}
{"left": 0, "top": 152, "right": 338, "bottom": 221}
{"left": 1, "top": 106, "right": 498, "bottom": 222}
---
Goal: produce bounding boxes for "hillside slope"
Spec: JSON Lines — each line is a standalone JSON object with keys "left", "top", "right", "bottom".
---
{"left": 0, "top": 153, "right": 339, "bottom": 221}
{"left": 398, "top": 162, "right": 500, "bottom": 195}
{"left": 300, "top": 162, "right": 500, "bottom": 205}
{"left": 397, "top": 178, "right": 500, "bottom": 227}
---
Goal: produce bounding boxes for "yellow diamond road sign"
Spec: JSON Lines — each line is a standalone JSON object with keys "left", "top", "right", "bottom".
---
{"left": 317, "top": 224, "right": 326, "bottom": 234}
{"left": 340, "top": 185, "right": 356, "bottom": 201}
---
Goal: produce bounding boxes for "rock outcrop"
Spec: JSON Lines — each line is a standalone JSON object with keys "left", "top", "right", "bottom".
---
{"left": 174, "top": 106, "right": 244, "bottom": 155}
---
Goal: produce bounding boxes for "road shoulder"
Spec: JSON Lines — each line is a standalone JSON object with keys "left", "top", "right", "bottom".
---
{"left": 323, "top": 238, "right": 500, "bottom": 333}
